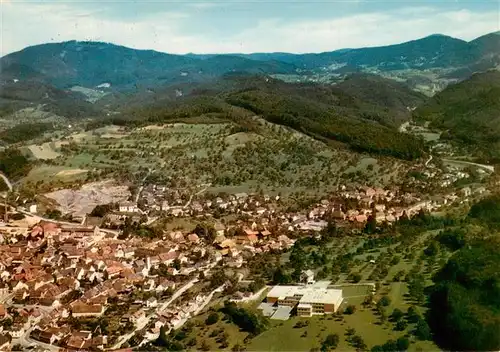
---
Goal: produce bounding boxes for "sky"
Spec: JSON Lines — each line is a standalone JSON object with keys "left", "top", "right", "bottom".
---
{"left": 0, "top": 0, "right": 499, "bottom": 56}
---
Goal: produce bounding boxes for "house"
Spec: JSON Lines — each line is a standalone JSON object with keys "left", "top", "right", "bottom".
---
{"left": 354, "top": 214, "right": 367, "bottom": 223}
{"left": 375, "top": 212, "right": 386, "bottom": 223}
{"left": 331, "top": 209, "right": 346, "bottom": 220}
{"left": 461, "top": 187, "right": 472, "bottom": 197}
{"left": 0, "top": 304, "right": 6, "bottom": 319}
{"left": 10, "top": 323, "right": 25, "bottom": 338}
{"left": 119, "top": 202, "right": 139, "bottom": 213}
{"left": 169, "top": 231, "right": 185, "bottom": 243}
{"left": 156, "top": 279, "right": 176, "bottom": 292}
{"left": 66, "top": 335, "right": 87, "bottom": 350}
{"left": 130, "top": 309, "right": 146, "bottom": 325}
{"left": 187, "top": 233, "right": 200, "bottom": 244}
{"left": 214, "top": 223, "right": 226, "bottom": 236}
{"left": 71, "top": 303, "right": 105, "bottom": 317}
{"left": 301, "top": 270, "right": 315, "bottom": 285}
{"left": 146, "top": 297, "right": 158, "bottom": 308}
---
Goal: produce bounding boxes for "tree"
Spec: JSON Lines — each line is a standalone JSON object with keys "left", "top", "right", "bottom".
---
{"left": 362, "top": 294, "right": 374, "bottom": 307}
{"left": 322, "top": 333, "right": 339, "bottom": 350}
{"left": 350, "top": 335, "right": 367, "bottom": 350}
{"left": 408, "top": 275, "right": 426, "bottom": 303}
{"left": 232, "top": 343, "right": 245, "bottom": 352}
{"left": 390, "top": 308, "right": 404, "bottom": 322}
{"left": 378, "top": 296, "right": 391, "bottom": 307}
{"left": 424, "top": 241, "right": 439, "bottom": 256}
{"left": 395, "top": 320, "right": 408, "bottom": 331}
{"left": 396, "top": 337, "right": 410, "bottom": 351}
{"left": 414, "top": 318, "right": 431, "bottom": 340}
{"left": 220, "top": 301, "right": 268, "bottom": 336}
{"left": 201, "top": 340, "right": 211, "bottom": 351}
{"left": 206, "top": 312, "right": 219, "bottom": 325}
{"left": 272, "top": 267, "right": 291, "bottom": 285}
{"left": 349, "top": 272, "right": 362, "bottom": 283}
{"left": 364, "top": 215, "right": 377, "bottom": 234}
{"left": 156, "top": 326, "right": 169, "bottom": 347}
{"left": 406, "top": 306, "right": 421, "bottom": 324}
{"left": 172, "top": 258, "right": 181, "bottom": 271}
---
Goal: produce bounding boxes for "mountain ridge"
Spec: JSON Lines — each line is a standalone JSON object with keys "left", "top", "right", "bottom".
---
{"left": 1, "top": 31, "right": 499, "bottom": 92}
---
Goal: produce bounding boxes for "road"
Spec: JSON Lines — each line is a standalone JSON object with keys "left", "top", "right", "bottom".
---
{"left": 14, "top": 326, "right": 60, "bottom": 352}
{"left": 134, "top": 170, "right": 153, "bottom": 204}
{"left": 0, "top": 173, "right": 12, "bottom": 191}
{"left": 425, "top": 155, "right": 433, "bottom": 167}
{"left": 442, "top": 158, "right": 495, "bottom": 173}
{"left": 110, "top": 277, "right": 200, "bottom": 350}
{"left": 398, "top": 121, "right": 410, "bottom": 133}
{"left": 183, "top": 187, "right": 207, "bottom": 209}
{"left": 12, "top": 306, "right": 60, "bottom": 352}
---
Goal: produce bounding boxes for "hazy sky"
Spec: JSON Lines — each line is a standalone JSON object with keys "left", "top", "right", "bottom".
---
{"left": 1, "top": 0, "right": 499, "bottom": 56}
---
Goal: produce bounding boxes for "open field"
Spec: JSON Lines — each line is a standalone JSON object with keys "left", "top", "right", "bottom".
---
{"left": 27, "top": 142, "right": 61, "bottom": 159}
{"left": 24, "top": 166, "right": 88, "bottom": 183}
{"left": 55, "top": 168, "right": 88, "bottom": 177}
{"left": 247, "top": 307, "right": 437, "bottom": 352}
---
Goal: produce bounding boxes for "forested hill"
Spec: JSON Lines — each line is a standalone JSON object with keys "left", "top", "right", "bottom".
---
{"left": 413, "top": 70, "right": 500, "bottom": 161}
{"left": 117, "top": 75, "right": 427, "bottom": 161}
{"left": 335, "top": 74, "right": 426, "bottom": 125}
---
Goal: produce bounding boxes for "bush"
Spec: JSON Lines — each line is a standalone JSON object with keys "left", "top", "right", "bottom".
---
{"left": 294, "top": 320, "right": 309, "bottom": 328}
{"left": 206, "top": 312, "right": 219, "bottom": 325}
{"left": 344, "top": 305, "right": 356, "bottom": 315}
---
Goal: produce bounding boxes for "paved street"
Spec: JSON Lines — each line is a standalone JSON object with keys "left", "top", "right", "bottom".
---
{"left": 110, "top": 277, "right": 200, "bottom": 350}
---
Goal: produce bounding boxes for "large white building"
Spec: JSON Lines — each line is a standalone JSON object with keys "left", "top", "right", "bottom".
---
{"left": 266, "top": 285, "right": 343, "bottom": 317}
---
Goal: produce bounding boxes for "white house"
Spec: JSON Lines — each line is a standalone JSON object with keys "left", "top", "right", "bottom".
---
{"left": 119, "top": 202, "right": 139, "bottom": 213}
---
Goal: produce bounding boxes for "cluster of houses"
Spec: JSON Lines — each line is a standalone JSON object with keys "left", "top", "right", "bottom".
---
{"left": 0, "top": 172, "right": 489, "bottom": 350}
{"left": 0, "top": 220, "right": 226, "bottom": 350}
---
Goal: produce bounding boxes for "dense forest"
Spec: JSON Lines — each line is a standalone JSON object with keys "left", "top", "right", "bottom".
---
{"left": 413, "top": 70, "right": 500, "bottom": 162}
{"left": 467, "top": 194, "right": 500, "bottom": 228}
{"left": 427, "top": 195, "right": 500, "bottom": 351}
{"left": 428, "top": 237, "right": 500, "bottom": 351}
{"left": 0, "top": 122, "right": 54, "bottom": 144}
{"left": 119, "top": 75, "right": 427, "bottom": 161}
{"left": 0, "top": 148, "right": 32, "bottom": 180}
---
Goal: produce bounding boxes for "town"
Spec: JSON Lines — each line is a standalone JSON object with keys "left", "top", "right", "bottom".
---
{"left": 0, "top": 163, "right": 491, "bottom": 351}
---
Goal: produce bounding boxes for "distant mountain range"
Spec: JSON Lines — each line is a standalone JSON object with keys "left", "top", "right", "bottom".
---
{"left": 1, "top": 31, "right": 499, "bottom": 92}
{"left": 1, "top": 32, "right": 499, "bottom": 163}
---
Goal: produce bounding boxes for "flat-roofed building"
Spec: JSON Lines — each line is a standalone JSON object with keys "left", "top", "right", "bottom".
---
{"left": 266, "top": 285, "right": 343, "bottom": 317}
